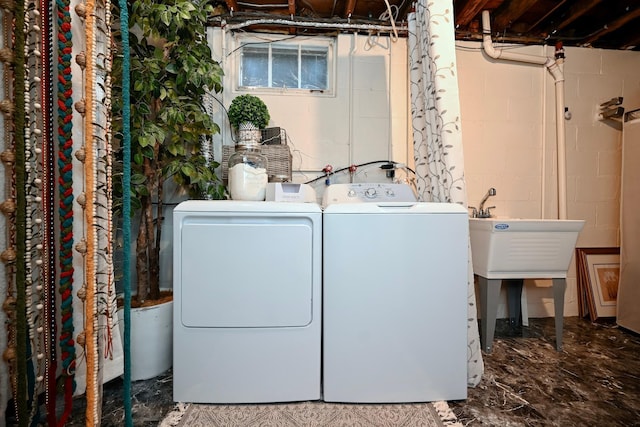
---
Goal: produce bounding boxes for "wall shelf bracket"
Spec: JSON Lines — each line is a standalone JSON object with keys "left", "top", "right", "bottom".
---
{"left": 598, "top": 97, "right": 624, "bottom": 130}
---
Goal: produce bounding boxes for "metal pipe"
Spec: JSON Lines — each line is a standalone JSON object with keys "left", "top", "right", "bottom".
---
{"left": 478, "top": 187, "right": 496, "bottom": 212}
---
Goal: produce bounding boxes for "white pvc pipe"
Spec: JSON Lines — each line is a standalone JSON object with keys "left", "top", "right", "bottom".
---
{"left": 551, "top": 58, "right": 567, "bottom": 219}
{"left": 349, "top": 33, "right": 357, "bottom": 168}
{"left": 540, "top": 48, "right": 547, "bottom": 218}
{"left": 481, "top": 10, "right": 567, "bottom": 219}
{"left": 387, "top": 39, "right": 393, "bottom": 163}
{"left": 481, "top": 12, "right": 551, "bottom": 66}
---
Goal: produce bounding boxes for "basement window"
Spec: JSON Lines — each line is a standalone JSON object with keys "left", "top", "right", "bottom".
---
{"left": 237, "top": 36, "right": 334, "bottom": 94}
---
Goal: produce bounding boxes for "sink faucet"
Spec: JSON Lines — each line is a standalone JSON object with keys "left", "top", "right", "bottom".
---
{"left": 469, "top": 187, "right": 496, "bottom": 218}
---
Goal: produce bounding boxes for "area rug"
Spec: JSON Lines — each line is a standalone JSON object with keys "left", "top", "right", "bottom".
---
{"left": 159, "top": 400, "right": 462, "bottom": 427}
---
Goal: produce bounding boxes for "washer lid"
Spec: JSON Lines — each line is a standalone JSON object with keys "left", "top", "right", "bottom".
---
{"left": 323, "top": 202, "right": 468, "bottom": 214}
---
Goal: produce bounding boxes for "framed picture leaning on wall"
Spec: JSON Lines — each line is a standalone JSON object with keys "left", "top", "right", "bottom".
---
{"left": 576, "top": 247, "right": 621, "bottom": 321}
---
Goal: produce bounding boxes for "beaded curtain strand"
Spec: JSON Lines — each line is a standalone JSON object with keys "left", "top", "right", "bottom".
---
{"left": 24, "top": 0, "right": 40, "bottom": 423}
{"left": 116, "top": 0, "right": 133, "bottom": 423}
{"left": 1, "top": 5, "right": 17, "bottom": 425}
{"left": 55, "top": 0, "right": 76, "bottom": 418}
{"left": 88, "top": 0, "right": 115, "bottom": 418}
{"left": 38, "top": 0, "right": 57, "bottom": 423}
{"left": 24, "top": 0, "right": 45, "bottom": 422}
{"left": 117, "top": 0, "right": 133, "bottom": 421}
{"left": 83, "top": 0, "right": 99, "bottom": 422}
{"left": 12, "top": 0, "right": 30, "bottom": 422}
{"left": 98, "top": 0, "right": 116, "bottom": 369}
{"left": 72, "top": 0, "right": 90, "bottom": 402}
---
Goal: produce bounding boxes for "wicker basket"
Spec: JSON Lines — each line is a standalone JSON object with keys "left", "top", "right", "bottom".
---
{"left": 221, "top": 144, "right": 292, "bottom": 182}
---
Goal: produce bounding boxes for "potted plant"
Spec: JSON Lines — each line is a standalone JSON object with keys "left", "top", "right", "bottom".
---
{"left": 112, "top": 0, "right": 224, "bottom": 379}
{"left": 227, "top": 94, "right": 270, "bottom": 143}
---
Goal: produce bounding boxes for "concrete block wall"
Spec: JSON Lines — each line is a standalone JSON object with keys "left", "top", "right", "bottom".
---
{"left": 457, "top": 42, "right": 640, "bottom": 317}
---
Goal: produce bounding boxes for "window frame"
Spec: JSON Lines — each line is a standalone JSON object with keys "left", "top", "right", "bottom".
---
{"left": 233, "top": 34, "right": 336, "bottom": 96}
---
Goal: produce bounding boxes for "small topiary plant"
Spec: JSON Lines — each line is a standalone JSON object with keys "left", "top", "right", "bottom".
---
{"left": 227, "top": 94, "right": 270, "bottom": 130}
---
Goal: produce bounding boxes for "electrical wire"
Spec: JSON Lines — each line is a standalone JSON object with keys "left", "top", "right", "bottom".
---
{"left": 203, "top": 92, "right": 236, "bottom": 143}
{"left": 382, "top": 0, "right": 398, "bottom": 41}
{"left": 225, "top": 34, "right": 300, "bottom": 58}
{"left": 303, "top": 160, "right": 415, "bottom": 184}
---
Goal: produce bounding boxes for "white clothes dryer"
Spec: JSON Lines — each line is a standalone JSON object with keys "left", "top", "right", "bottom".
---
{"left": 173, "top": 200, "right": 322, "bottom": 403}
{"left": 322, "top": 183, "right": 468, "bottom": 402}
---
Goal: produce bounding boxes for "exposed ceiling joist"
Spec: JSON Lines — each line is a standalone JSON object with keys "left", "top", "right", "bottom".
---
{"left": 549, "top": 0, "right": 603, "bottom": 32}
{"left": 288, "top": 0, "right": 296, "bottom": 34}
{"left": 225, "top": 0, "right": 239, "bottom": 13}
{"left": 211, "top": 0, "right": 640, "bottom": 51}
{"left": 582, "top": 7, "right": 640, "bottom": 46}
{"left": 622, "top": 32, "right": 640, "bottom": 50}
{"left": 526, "top": 0, "right": 569, "bottom": 33}
{"left": 493, "top": 0, "right": 539, "bottom": 30}
{"left": 344, "top": 0, "right": 356, "bottom": 18}
{"left": 456, "top": 0, "right": 491, "bottom": 27}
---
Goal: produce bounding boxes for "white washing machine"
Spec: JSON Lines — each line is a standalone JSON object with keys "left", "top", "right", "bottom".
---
{"left": 173, "top": 200, "right": 322, "bottom": 403}
{"left": 322, "top": 183, "right": 468, "bottom": 402}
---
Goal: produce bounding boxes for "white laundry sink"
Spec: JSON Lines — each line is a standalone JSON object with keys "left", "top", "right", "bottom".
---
{"left": 469, "top": 218, "right": 585, "bottom": 279}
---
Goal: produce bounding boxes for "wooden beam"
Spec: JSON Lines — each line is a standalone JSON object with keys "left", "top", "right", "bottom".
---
{"left": 344, "top": 0, "right": 357, "bottom": 18}
{"left": 397, "top": 0, "right": 412, "bottom": 23}
{"left": 456, "top": 31, "right": 547, "bottom": 46}
{"left": 553, "top": 0, "right": 603, "bottom": 31}
{"left": 455, "top": 0, "right": 492, "bottom": 27}
{"left": 621, "top": 31, "right": 640, "bottom": 50}
{"left": 288, "top": 0, "right": 296, "bottom": 34}
{"left": 225, "top": 0, "right": 239, "bottom": 14}
{"left": 582, "top": 7, "right": 640, "bottom": 45}
{"left": 493, "top": 0, "right": 538, "bottom": 30}
{"left": 527, "top": 0, "right": 568, "bottom": 32}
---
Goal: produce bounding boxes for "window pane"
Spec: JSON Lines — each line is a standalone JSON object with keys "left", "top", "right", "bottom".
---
{"left": 241, "top": 46, "right": 268, "bottom": 87}
{"left": 301, "top": 47, "right": 328, "bottom": 90}
{"left": 237, "top": 38, "right": 332, "bottom": 93}
{"left": 272, "top": 46, "right": 299, "bottom": 88}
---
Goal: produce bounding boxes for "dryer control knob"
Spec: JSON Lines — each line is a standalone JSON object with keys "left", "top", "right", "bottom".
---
{"left": 348, "top": 189, "right": 357, "bottom": 198}
{"left": 386, "top": 189, "right": 395, "bottom": 197}
{"left": 364, "top": 188, "right": 377, "bottom": 199}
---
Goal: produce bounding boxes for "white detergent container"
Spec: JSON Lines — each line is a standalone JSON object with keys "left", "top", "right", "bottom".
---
{"left": 173, "top": 200, "right": 322, "bottom": 403}
{"left": 322, "top": 183, "right": 469, "bottom": 402}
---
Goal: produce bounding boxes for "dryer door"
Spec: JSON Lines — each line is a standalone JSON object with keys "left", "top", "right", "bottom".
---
{"left": 179, "top": 214, "right": 316, "bottom": 328}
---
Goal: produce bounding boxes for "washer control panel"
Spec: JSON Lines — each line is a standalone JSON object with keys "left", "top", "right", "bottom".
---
{"left": 322, "top": 183, "right": 417, "bottom": 206}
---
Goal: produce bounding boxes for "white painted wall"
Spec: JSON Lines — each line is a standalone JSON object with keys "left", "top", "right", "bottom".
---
{"left": 199, "top": 31, "right": 640, "bottom": 320}
{"left": 207, "top": 29, "right": 410, "bottom": 190}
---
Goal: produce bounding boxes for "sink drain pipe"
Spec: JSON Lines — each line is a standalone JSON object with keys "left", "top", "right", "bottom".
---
{"left": 481, "top": 10, "right": 567, "bottom": 220}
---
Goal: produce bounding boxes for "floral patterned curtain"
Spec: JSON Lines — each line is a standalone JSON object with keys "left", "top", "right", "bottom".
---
{"left": 408, "top": 0, "right": 484, "bottom": 386}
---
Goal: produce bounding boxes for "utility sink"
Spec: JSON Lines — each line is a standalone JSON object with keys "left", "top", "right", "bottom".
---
{"left": 470, "top": 217, "right": 585, "bottom": 353}
{"left": 469, "top": 218, "right": 585, "bottom": 279}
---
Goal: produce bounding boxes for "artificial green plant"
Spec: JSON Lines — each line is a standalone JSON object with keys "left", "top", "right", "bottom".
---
{"left": 112, "top": 0, "right": 224, "bottom": 302}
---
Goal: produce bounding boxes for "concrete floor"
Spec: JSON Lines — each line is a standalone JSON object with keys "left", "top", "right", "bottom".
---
{"left": 32, "top": 316, "right": 640, "bottom": 426}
